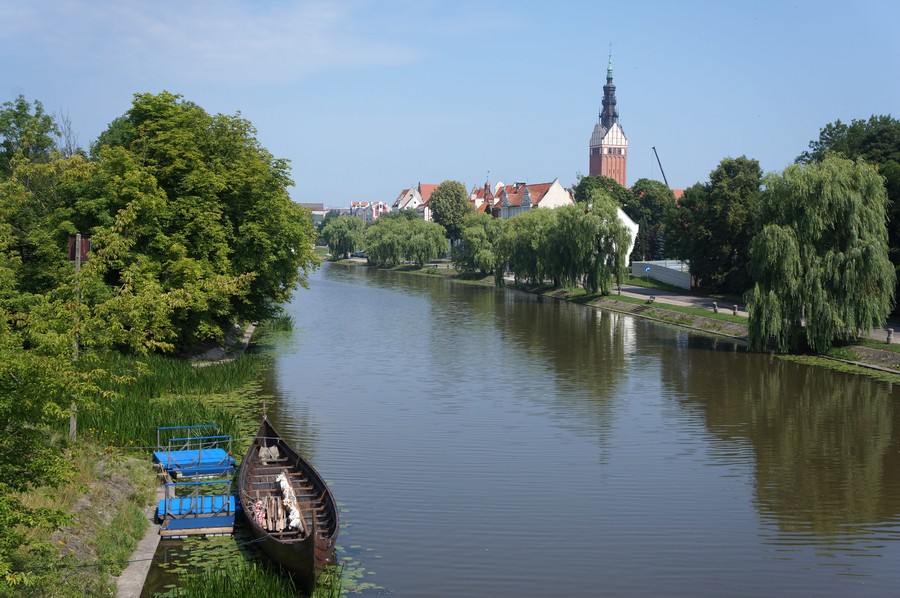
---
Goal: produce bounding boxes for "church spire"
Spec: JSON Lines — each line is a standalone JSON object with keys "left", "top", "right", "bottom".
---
{"left": 600, "top": 51, "right": 618, "bottom": 130}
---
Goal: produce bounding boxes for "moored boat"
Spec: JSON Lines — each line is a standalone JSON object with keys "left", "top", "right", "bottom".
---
{"left": 238, "top": 416, "right": 339, "bottom": 592}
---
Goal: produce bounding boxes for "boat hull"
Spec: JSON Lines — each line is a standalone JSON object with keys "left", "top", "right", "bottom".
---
{"left": 238, "top": 418, "right": 339, "bottom": 592}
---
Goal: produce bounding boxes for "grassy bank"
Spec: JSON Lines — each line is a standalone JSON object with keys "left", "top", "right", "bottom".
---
{"left": 6, "top": 321, "right": 292, "bottom": 596}
{"left": 7, "top": 442, "right": 156, "bottom": 597}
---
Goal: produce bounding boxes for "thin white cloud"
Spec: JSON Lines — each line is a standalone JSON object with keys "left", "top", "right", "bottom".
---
{"left": 0, "top": 0, "right": 415, "bottom": 85}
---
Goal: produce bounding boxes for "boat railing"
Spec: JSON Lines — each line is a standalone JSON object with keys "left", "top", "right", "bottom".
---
{"left": 161, "top": 479, "right": 234, "bottom": 519}
{"left": 164, "top": 434, "right": 233, "bottom": 465}
{"left": 156, "top": 424, "right": 222, "bottom": 451}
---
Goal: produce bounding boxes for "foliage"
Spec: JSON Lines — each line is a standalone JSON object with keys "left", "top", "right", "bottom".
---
{"left": 497, "top": 191, "right": 630, "bottom": 294}
{"left": 452, "top": 212, "right": 501, "bottom": 275}
{"left": 668, "top": 156, "right": 763, "bottom": 294}
{"left": 497, "top": 207, "right": 556, "bottom": 285}
{"left": 797, "top": 115, "right": 900, "bottom": 293}
{"left": 91, "top": 92, "right": 318, "bottom": 339}
{"left": 746, "top": 155, "right": 896, "bottom": 353}
{"left": 160, "top": 561, "right": 303, "bottom": 597}
{"left": 320, "top": 215, "right": 364, "bottom": 260}
{"left": 427, "top": 180, "right": 472, "bottom": 242}
{"left": 797, "top": 115, "right": 900, "bottom": 165}
{"left": 0, "top": 96, "right": 59, "bottom": 178}
{"left": 0, "top": 328, "right": 77, "bottom": 587}
{"left": 1, "top": 92, "right": 318, "bottom": 353}
{"left": 572, "top": 174, "right": 631, "bottom": 207}
{"left": 580, "top": 191, "right": 632, "bottom": 294}
{"left": 365, "top": 216, "right": 445, "bottom": 267}
{"left": 622, "top": 178, "right": 676, "bottom": 261}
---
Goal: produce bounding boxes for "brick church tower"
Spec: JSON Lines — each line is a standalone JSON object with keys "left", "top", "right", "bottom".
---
{"left": 588, "top": 56, "right": 627, "bottom": 186}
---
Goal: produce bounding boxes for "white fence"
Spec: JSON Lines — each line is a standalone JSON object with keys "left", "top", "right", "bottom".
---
{"left": 631, "top": 260, "right": 691, "bottom": 290}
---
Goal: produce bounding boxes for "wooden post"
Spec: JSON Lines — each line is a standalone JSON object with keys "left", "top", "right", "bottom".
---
{"left": 888, "top": 328, "right": 894, "bottom": 344}
{"left": 733, "top": 305, "right": 738, "bottom": 316}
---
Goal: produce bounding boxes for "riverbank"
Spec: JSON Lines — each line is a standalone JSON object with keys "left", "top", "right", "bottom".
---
{"left": 340, "top": 259, "right": 900, "bottom": 381}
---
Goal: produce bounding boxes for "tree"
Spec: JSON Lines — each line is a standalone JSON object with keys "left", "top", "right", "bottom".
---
{"left": 572, "top": 175, "right": 630, "bottom": 207}
{"left": 453, "top": 212, "right": 501, "bottom": 275}
{"left": 746, "top": 155, "right": 895, "bottom": 353}
{"left": 428, "top": 180, "right": 472, "bottom": 243}
{"left": 797, "top": 115, "right": 900, "bottom": 295}
{"left": 622, "top": 178, "right": 676, "bottom": 261}
{"left": 89, "top": 92, "right": 318, "bottom": 343}
{"left": 668, "top": 156, "right": 762, "bottom": 293}
{"left": 403, "top": 218, "right": 446, "bottom": 267}
{"left": 321, "top": 215, "right": 364, "bottom": 260}
{"left": 0, "top": 325, "right": 81, "bottom": 586}
{"left": 797, "top": 115, "right": 900, "bottom": 165}
{"left": 498, "top": 208, "right": 557, "bottom": 285}
{"left": 581, "top": 190, "right": 631, "bottom": 294}
{"left": 0, "top": 96, "right": 60, "bottom": 178}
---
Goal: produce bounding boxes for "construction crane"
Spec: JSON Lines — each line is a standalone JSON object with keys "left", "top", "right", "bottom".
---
{"left": 651, "top": 146, "right": 669, "bottom": 188}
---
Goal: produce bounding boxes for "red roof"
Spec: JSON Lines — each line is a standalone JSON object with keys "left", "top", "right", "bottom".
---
{"left": 496, "top": 181, "right": 553, "bottom": 207}
{"left": 418, "top": 184, "right": 439, "bottom": 204}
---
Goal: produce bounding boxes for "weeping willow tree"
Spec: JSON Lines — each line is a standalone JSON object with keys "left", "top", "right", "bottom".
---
{"left": 746, "top": 155, "right": 896, "bottom": 353}
{"left": 582, "top": 190, "right": 631, "bottom": 295}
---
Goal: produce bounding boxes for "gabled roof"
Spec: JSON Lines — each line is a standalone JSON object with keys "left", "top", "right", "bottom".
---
{"left": 496, "top": 181, "right": 554, "bottom": 207}
{"left": 393, "top": 188, "right": 413, "bottom": 207}
{"left": 418, "top": 184, "right": 439, "bottom": 204}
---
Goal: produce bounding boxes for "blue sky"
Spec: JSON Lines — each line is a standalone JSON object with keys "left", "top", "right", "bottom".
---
{"left": 2, "top": 0, "right": 898, "bottom": 207}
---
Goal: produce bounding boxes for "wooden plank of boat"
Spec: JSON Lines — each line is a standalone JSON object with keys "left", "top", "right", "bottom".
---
{"left": 237, "top": 416, "right": 339, "bottom": 594}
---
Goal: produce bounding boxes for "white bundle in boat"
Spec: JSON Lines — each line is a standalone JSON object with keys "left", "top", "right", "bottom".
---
{"left": 276, "top": 472, "right": 306, "bottom": 533}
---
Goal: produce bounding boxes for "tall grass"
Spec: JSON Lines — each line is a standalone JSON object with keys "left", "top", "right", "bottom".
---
{"left": 157, "top": 562, "right": 343, "bottom": 598}
{"left": 79, "top": 351, "right": 267, "bottom": 449}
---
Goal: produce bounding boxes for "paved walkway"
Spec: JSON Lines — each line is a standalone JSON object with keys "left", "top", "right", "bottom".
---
{"left": 615, "top": 284, "right": 899, "bottom": 344}
{"left": 616, "top": 284, "right": 748, "bottom": 317}
{"left": 116, "top": 484, "right": 164, "bottom": 598}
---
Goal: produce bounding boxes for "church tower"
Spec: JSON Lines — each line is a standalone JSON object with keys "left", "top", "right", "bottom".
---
{"left": 588, "top": 56, "right": 627, "bottom": 186}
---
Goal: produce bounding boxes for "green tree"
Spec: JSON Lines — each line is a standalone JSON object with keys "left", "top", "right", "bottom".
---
{"left": 668, "top": 156, "right": 762, "bottom": 293}
{"left": 365, "top": 217, "right": 406, "bottom": 266}
{"left": 797, "top": 115, "right": 900, "bottom": 165}
{"left": 428, "top": 180, "right": 472, "bottom": 242}
{"left": 572, "top": 175, "right": 630, "bottom": 207}
{"left": 0, "top": 326, "right": 81, "bottom": 586}
{"left": 746, "top": 155, "right": 895, "bottom": 353}
{"left": 0, "top": 96, "right": 60, "bottom": 178}
{"left": 499, "top": 208, "right": 557, "bottom": 285}
{"left": 403, "top": 218, "right": 446, "bottom": 267}
{"left": 87, "top": 92, "right": 318, "bottom": 347}
{"left": 321, "top": 215, "right": 364, "bottom": 260}
{"left": 453, "top": 212, "right": 500, "bottom": 275}
{"left": 622, "top": 178, "right": 676, "bottom": 261}
{"left": 581, "top": 191, "right": 632, "bottom": 294}
{"left": 797, "top": 115, "right": 900, "bottom": 296}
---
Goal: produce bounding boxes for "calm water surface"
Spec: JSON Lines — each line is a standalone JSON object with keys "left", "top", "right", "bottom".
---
{"left": 264, "top": 263, "right": 900, "bottom": 597}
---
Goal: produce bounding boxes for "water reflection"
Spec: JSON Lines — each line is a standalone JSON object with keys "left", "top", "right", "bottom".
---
{"left": 264, "top": 263, "right": 900, "bottom": 595}
{"left": 661, "top": 341, "right": 900, "bottom": 556}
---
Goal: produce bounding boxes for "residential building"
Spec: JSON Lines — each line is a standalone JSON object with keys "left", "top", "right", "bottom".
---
{"left": 350, "top": 201, "right": 389, "bottom": 224}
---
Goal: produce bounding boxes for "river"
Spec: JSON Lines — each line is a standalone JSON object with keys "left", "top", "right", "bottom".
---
{"left": 261, "top": 262, "right": 900, "bottom": 597}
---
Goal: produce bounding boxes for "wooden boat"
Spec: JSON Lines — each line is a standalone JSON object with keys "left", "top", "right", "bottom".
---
{"left": 238, "top": 417, "right": 339, "bottom": 592}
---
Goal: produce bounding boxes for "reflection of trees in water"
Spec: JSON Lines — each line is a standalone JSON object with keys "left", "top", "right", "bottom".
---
{"left": 661, "top": 344, "right": 900, "bottom": 539}
{"left": 260, "top": 365, "right": 319, "bottom": 463}
{"left": 491, "top": 293, "right": 629, "bottom": 405}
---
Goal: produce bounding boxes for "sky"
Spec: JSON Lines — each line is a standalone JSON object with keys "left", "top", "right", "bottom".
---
{"left": 2, "top": 0, "right": 899, "bottom": 208}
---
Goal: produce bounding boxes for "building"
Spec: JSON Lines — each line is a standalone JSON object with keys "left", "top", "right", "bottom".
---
{"left": 588, "top": 56, "right": 627, "bottom": 186}
{"left": 469, "top": 178, "right": 639, "bottom": 262}
{"left": 350, "top": 201, "right": 389, "bottom": 224}
{"left": 471, "top": 179, "right": 573, "bottom": 220}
